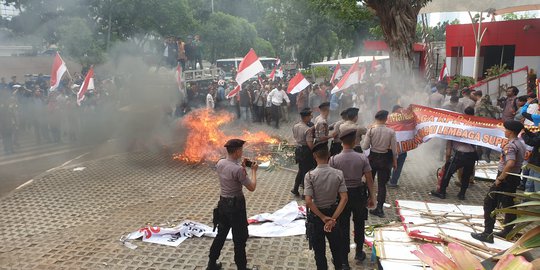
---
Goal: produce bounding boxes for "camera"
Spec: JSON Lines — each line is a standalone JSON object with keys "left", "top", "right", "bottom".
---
{"left": 243, "top": 158, "right": 254, "bottom": 168}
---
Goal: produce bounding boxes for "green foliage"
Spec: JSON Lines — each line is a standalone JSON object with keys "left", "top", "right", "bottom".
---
{"left": 312, "top": 66, "right": 331, "bottom": 79}
{"left": 57, "top": 17, "right": 104, "bottom": 67}
{"left": 253, "top": 37, "right": 275, "bottom": 58}
{"left": 485, "top": 64, "right": 511, "bottom": 78}
{"left": 502, "top": 12, "right": 537, "bottom": 21}
{"left": 201, "top": 12, "right": 257, "bottom": 61}
{"left": 450, "top": 75, "right": 475, "bottom": 87}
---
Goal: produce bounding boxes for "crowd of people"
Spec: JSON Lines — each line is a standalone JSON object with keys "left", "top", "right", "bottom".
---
{"left": 158, "top": 35, "right": 203, "bottom": 71}
{"left": 205, "top": 66, "right": 540, "bottom": 269}
{"left": 0, "top": 73, "right": 117, "bottom": 155}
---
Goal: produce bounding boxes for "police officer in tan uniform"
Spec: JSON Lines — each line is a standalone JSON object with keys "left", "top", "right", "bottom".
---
{"left": 362, "top": 110, "right": 397, "bottom": 218}
{"left": 208, "top": 139, "right": 258, "bottom": 270}
{"left": 329, "top": 109, "right": 349, "bottom": 156}
{"left": 339, "top": 108, "right": 367, "bottom": 152}
{"left": 308, "top": 102, "right": 333, "bottom": 144}
{"left": 330, "top": 128, "right": 376, "bottom": 265}
{"left": 304, "top": 140, "right": 348, "bottom": 270}
{"left": 291, "top": 108, "right": 316, "bottom": 196}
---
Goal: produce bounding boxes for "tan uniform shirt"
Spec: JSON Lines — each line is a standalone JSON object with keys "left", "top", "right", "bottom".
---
{"left": 329, "top": 149, "right": 371, "bottom": 188}
{"left": 330, "top": 119, "right": 345, "bottom": 143}
{"left": 339, "top": 120, "right": 367, "bottom": 146}
{"left": 292, "top": 121, "right": 311, "bottom": 146}
{"left": 313, "top": 115, "right": 329, "bottom": 143}
{"left": 303, "top": 164, "right": 347, "bottom": 209}
{"left": 362, "top": 125, "right": 397, "bottom": 158}
{"left": 216, "top": 158, "right": 252, "bottom": 197}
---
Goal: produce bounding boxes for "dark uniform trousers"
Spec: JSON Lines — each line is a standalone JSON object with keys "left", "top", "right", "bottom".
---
{"left": 484, "top": 173, "right": 520, "bottom": 234}
{"left": 271, "top": 104, "right": 281, "bottom": 128}
{"left": 368, "top": 151, "right": 393, "bottom": 209}
{"left": 293, "top": 146, "right": 316, "bottom": 193}
{"left": 338, "top": 186, "right": 368, "bottom": 258}
{"left": 439, "top": 151, "right": 477, "bottom": 195}
{"left": 209, "top": 196, "right": 249, "bottom": 269}
{"left": 330, "top": 142, "right": 343, "bottom": 156}
{"left": 310, "top": 207, "right": 344, "bottom": 270}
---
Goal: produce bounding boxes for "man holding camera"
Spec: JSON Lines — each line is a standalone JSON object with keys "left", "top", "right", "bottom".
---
{"left": 208, "top": 139, "right": 258, "bottom": 270}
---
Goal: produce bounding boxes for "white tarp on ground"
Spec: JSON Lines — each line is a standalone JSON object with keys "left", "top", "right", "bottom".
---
{"left": 121, "top": 201, "right": 306, "bottom": 249}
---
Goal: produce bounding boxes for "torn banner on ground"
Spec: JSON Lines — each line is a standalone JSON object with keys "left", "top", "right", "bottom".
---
{"left": 122, "top": 201, "right": 306, "bottom": 248}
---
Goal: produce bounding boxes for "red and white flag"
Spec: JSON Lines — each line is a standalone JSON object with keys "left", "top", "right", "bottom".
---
{"left": 287, "top": 72, "right": 310, "bottom": 95}
{"left": 269, "top": 66, "right": 277, "bottom": 81}
{"left": 77, "top": 66, "right": 94, "bottom": 106}
{"left": 226, "top": 85, "right": 241, "bottom": 99}
{"left": 439, "top": 61, "right": 448, "bottom": 82}
{"left": 330, "top": 62, "right": 343, "bottom": 83}
{"left": 176, "top": 64, "right": 184, "bottom": 92}
{"left": 275, "top": 58, "right": 281, "bottom": 66}
{"left": 371, "top": 56, "right": 379, "bottom": 72}
{"left": 258, "top": 75, "right": 264, "bottom": 88}
{"left": 235, "top": 48, "right": 264, "bottom": 85}
{"left": 331, "top": 59, "right": 365, "bottom": 94}
{"left": 276, "top": 66, "right": 284, "bottom": 78}
{"left": 50, "top": 52, "right": 68, "bottom": 91}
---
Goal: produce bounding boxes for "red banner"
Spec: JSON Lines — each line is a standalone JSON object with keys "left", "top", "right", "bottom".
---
{"left": 387, "top": 105, "right": 510, "bottom": 153}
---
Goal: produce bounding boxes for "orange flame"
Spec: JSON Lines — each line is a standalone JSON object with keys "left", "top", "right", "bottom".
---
{"left": 174, "top": 108, "right": 279, "bottom": 163}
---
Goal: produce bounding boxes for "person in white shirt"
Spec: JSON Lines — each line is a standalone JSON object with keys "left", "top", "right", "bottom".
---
{"left": 524, "top": 93, "right": 539, "bottom": 126}
{"left": 206, "top": 88, "right": 215, "bottom": 110}
{"left": 267, "top": 83, "right": 290, "bottom": 129}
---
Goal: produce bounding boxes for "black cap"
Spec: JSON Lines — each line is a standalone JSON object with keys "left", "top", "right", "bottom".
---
{"left": 224, "top": 139, "right": 246, "bottom": 148}
{"left": 503, "top": 120, "right": 524, "bottom": 134}
{"left": 318, "top": 102, "right": 330, "bottom": 109}
{"left": 340, "top": 108, "right": 349, "bottom": 116}
{"left": 312, "top": 140, "right": 328, "bottom": 153}
{"left": 346, "top": 107, "right": 359, "bottom": 119}
{"left": 392, "top": 105, "right": 402, "bottom": 113}
{"left": 375, "top": 110, "right": 389, "bottom": 120}
{"left": 339, "top": 128, "right": 357, "bottom": 140}
{"left": 300, "top": 108, "right": 312, "bottom": 117}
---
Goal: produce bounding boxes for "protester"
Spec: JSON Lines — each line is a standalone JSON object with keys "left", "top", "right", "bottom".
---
{"left": 267, "top": 83, "right": 290, "bottom": 129}
{"left": 388, "top": 105, "right": 407, "bottom": 188}
{"left": 522, "top": 128, "right": 540, "bottom": 192}
{"left": 428, "top": 84, "right": 445, "bottom": 108}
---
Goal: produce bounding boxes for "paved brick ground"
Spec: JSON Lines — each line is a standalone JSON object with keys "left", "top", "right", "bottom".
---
{"left": 0, "top": 118, "right": 494, "bottom": 270}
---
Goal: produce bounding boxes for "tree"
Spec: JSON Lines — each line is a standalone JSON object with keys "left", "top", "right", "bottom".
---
{"left": 200, "top": 12, "right": 258, "bottom": 61}
{"left": 502, "top": 12, "right": 537, "bottom": 21}
{"left": 363, "top": 0, "right": 432, "bottom": 80}
{"left": 57, "top": 17, "right": 104, "bottom": 67}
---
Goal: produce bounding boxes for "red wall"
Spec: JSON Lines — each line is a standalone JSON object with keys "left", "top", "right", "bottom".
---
{"left": 446, "top": 19, "right": 540, "bottom": 57}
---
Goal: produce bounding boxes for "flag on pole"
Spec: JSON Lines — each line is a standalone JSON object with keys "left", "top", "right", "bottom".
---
{"left": 287, "top": 72, "right": 310, "bottom": 95}
{"left": 371, "top": 56, "right": 379, "bottom": 72}
{"left": 50, "top": 52, "right": 68, "bottom": 91}
{"left": 331, "top": 59, "right": 364, "bottom": 94}
{"left": 276, "top": 66, "right": 284, "bottom": 78}
{"left": 235, "top": 48, "right": 264, "bottom": 85}
{"left": 226, "top": 85, "right": 241, "bottom": 99}
{"left": 269, "top": 66, "right": 276, "bottom": 81}
{"left": 77, "top": 66, "right": 94, "bottom": 106}
{"left": 176, "top": 64, "right": 184, "bottom": 93}
{"left": 330, "top": 62, "right": 343, "bottom": 83}
{"left": 275, "top": 58, "right": 281, "bottom": 66}
{"left": 439, "top": 61, "right": 448, "bottom": 82}
{"left": 258, "top": 75, "right": 264, "bottom": 88}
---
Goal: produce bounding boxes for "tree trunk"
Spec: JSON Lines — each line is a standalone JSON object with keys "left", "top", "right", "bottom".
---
{"left": 366, "top": 0, "right": 428, "bottom": 88}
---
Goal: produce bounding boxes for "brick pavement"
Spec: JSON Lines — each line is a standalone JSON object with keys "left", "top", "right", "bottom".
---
{"left": 0, "top": 118, "right": 493, "bottom": 270}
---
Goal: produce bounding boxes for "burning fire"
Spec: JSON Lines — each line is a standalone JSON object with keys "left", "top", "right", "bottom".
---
{"left": 174, "top": 108, "right": 279, "bottom": 163}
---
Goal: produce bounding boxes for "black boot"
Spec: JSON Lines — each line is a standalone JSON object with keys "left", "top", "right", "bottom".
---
{"left": 369, "top": 208, "right": 385, "bottom": 218}
{"left": 206, "top": 261, "right": 222, "bottom": 270}
{"left": 430, "top": 190, "right": 446, "bottom": 199}
{"left": 355, "top": 250, "right": 366, "bottom": 262}
{"left": 471, "top": 232, "right": 494, "bottom": 243}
